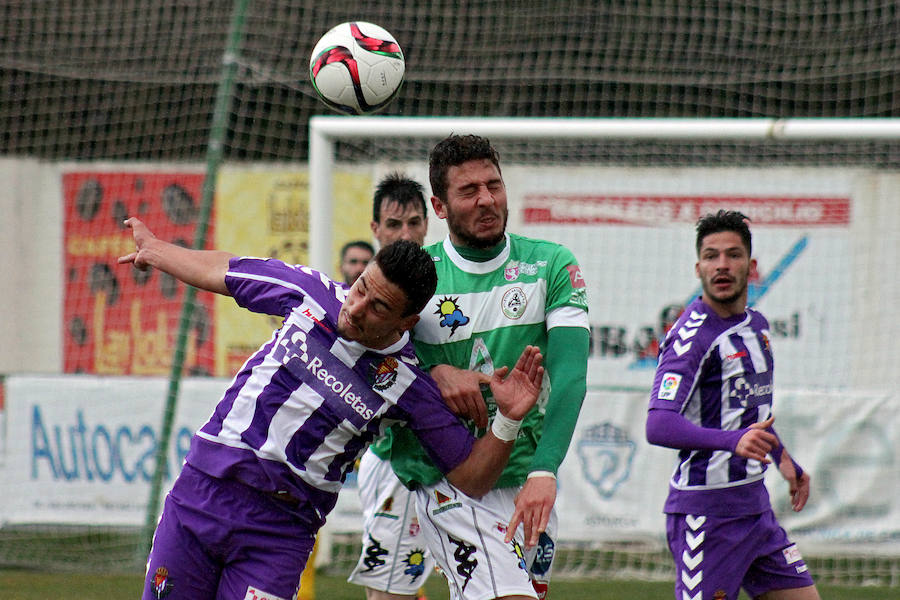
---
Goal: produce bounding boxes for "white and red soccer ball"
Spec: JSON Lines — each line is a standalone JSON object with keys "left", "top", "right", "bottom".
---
{"left": 309, "top": 21, "right": 405, "bottom": 115}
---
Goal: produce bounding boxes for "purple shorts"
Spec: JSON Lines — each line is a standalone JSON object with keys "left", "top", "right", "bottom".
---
{"left": 143, "top": 464, "right": 316, "bottom": 600}
{"left": 666, "top": 510, "right": 815, "bottom": 600}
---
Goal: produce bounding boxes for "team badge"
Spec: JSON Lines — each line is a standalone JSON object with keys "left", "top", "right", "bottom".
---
{"left": 370, "top": 357, "right": 398, "bottom": 391}
{"left": 435, "top": 296, "right": 469, "bottom": 336}
{"left": 501, "top": 287, "right": 527, "bottom": 319}
{"left": 403, "top": 549, "right": 427, "bottom": 582}
{"left": 152, "top": 566, "right": 173, "bottom": 599}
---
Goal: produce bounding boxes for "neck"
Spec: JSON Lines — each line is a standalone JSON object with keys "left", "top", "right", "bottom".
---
{"left": 451, "top": 236, "right": 506, "bottom": 262}
{"left": 702, "top": 295, "right": 747, "bottom": 318}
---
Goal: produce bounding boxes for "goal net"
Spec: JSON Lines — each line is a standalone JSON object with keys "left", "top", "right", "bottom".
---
{"left": 309, "top": 117, "right": 900, "bottom": 587}
{"left": 1, "top": 0, "right": 899, "bottom": 589}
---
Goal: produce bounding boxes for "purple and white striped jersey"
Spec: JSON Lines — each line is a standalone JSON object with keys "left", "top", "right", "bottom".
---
{"left": 185, "top": 257, "right": 475, "bottom": 526}
{"left": 649, "top": 296, "right": 774, "bottom": 516}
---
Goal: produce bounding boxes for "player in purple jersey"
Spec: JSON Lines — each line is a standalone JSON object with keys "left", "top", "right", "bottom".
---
{"left": 118, "top": 217, "right": 544, "bottom": 600}
{"left": 646, "top": 210, "right": 820, "bottom": 600}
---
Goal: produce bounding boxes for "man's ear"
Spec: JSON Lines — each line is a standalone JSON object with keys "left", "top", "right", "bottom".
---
{"left": 430, "top": 196, "right": 447, "bottom": 219}
{"left": 398, "top": 313, "right": 420, "bottom": 333}
{"left": 370, "top": 220, "right": 379, "bottom": 237}
{"left": 694, "top": 261, "right": 700, "bottom": 279}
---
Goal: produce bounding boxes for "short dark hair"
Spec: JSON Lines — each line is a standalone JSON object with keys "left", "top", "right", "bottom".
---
{"left": 429, "top": 134, "right": 502, "bottom": 201}
{"left": 374, "top": 240, "right": 437, "bottom": 316}
{"left": 372, "top": 172, "right": 427, "bottom": 223}
{"left": 695, "top": 210, "right": 752, "bottom": 256}
{"left": 340, "top": 239, "right": 374, "bottom": 261}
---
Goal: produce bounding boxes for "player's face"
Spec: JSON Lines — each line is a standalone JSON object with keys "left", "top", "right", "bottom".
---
{"left": 340, "top": 246, "right": 373, "bottom": 285}
{"left": 338, "top": 262, "right": 418, "bottom": 349}
{"left": 433, "top": 158, "right": 508, "bottom": 249}
{"left": 695, "top": 231, "right": 757, "bottom": 316}
{"left": 371, "top": 199, "right": 428, "bottom": 247}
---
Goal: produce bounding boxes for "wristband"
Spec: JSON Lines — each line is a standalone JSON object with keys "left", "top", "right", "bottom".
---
{"left": 791, "top": 459, "right": 804, "bottom": 480}
{"left": 527, "top": 470, "right": 556, "bottom": 480}
{"left": 491, "top": 412, "right": 522, "bottom": 442}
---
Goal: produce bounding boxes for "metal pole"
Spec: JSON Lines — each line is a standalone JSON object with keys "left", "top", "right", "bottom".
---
{"left": 140, "top": 0, "right": 251, "bottom": 558}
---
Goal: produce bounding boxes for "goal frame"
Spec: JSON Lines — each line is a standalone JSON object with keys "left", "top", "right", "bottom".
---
{"left": 308, "top": 116, "right": 900, "bottom": 271}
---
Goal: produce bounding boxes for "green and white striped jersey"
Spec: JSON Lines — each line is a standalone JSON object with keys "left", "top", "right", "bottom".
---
{"left": 380, "top": 232, "right": 589, "bottom": 489}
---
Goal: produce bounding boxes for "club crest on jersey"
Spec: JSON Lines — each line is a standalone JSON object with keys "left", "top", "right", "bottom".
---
{"left": 435, "top": 296, "right": 469, "bottom": 336}
{"left": 370, "top": 357, "right": 399, "bottom": 391}
{"left": 501, "top": 287, "right": 527, "bottom": 319}
{"left": 152, "top": 566, "right": 173, "bottom": 599}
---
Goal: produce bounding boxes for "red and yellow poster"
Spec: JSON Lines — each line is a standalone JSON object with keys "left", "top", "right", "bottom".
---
{"left": 63, "top": 172, "right": 215, "bottom": 375}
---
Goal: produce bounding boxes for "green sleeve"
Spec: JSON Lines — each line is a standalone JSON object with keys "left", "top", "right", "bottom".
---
{"left": 529, "top": 325, "right": 589, "bottom": 474}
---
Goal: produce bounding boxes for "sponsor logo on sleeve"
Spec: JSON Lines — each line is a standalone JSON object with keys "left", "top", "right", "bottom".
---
{"left": 782, "top": 544, "right": 803, "bottom": 565}
{"left": 658, "top": 372, "right": 682, "bottom": 400}
{"left": 566, "top": 264, "right": 585, "bottom": 288}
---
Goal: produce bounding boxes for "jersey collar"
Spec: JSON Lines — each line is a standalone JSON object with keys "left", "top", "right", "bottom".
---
{"left": 442, "top": 233, "right": 511, "bottom": 275}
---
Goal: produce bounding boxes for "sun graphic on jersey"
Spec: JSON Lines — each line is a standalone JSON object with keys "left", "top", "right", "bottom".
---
{"left": 403, "top": 549, "right": 427, "bottom": 581}
{"left": 435, "top": 296, "right": 469, "bottom": 336}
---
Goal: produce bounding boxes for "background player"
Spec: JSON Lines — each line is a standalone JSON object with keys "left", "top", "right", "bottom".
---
{"left": 646, "top": 210, "right": 820, "bottom": 600}
{"left": 340, "top": 240, "right": 375, "bottom": 285}
{"left": 381, "top": 135, "right": 591, "bottom": 600}
{"left": 118, "top": 217, "right": 544, "bottom": 600}
{"left": 348, "top": 173, "right": 435, "bottom": 600}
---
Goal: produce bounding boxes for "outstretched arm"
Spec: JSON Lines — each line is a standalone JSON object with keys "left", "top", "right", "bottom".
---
{"left": 444, "top": 345, "right": 544, "bottom": 498}
{"left": 117, "top": 217, "right": 233, "bottom": 296}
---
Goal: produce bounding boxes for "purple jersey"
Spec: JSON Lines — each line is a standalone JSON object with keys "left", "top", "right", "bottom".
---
{"left": 649, "top": 297, "right": 774, "bottom": 516}
{"left": 185, "top": 257, "right": 475, "bottom": 526}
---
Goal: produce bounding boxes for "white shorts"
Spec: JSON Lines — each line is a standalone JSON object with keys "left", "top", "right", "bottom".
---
{"left": 347, "top": 449, "right": 435, "bottom": 594}
{"left": 415, "top": 479, "right": 558, "bottom": 600}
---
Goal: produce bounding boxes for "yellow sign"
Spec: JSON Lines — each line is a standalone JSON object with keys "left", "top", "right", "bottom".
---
{"left": 213, "top": 168, "right": 372, "bottom": 376}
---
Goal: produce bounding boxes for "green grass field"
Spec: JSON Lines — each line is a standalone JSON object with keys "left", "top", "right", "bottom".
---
{"left": 0, "top": 570, "right": 892, "bottom": 600}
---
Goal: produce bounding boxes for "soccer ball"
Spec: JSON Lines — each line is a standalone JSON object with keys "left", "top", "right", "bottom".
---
{"left": 309, "top": 21, "right": 405, "bottom": 115}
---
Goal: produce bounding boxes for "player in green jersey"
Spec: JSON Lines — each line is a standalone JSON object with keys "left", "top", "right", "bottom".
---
{"left": 382, "top": 134, "right": 590, "bottom": 600}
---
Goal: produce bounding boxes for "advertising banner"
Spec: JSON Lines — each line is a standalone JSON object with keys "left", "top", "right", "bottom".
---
{"left": 510, "top": 167, "right": 855, "bottom": 390}
{"left": 3, "top": 375, "right": 225, "bottom": 525}
{"left": 62, "top": 171, "right": 215, "bottom": 376}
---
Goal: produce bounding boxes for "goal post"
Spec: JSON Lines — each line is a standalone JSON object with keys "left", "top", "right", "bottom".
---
{"left": 308, "top": 116, "right": 900, "bottom": 585}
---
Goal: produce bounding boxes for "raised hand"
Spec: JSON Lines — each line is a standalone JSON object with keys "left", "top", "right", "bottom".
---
{"left": 490, "top": 345, "right": 544, "bottom": 421}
